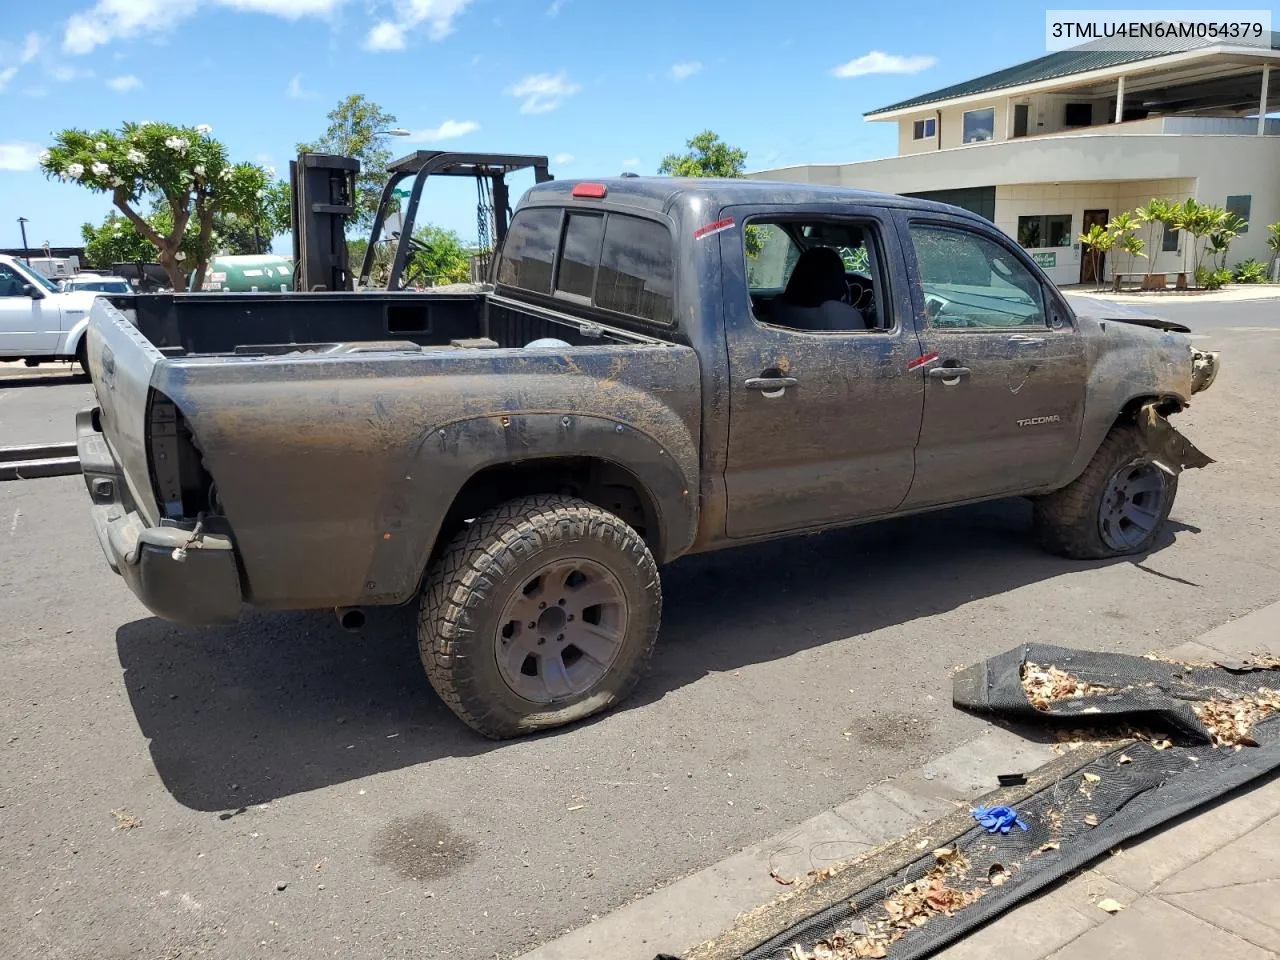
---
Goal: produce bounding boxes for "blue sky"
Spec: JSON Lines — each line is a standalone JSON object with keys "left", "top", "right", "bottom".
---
{"left": 0, "top": 0, "right": 1177, "bottom": 250}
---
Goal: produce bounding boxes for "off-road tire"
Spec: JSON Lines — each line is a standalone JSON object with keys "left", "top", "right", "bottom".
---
{"left": 418, "top": 494, "right": 661, "bottom": 739}
{"left": 1033, "top": 423, "right": 1177, "bottom": 560}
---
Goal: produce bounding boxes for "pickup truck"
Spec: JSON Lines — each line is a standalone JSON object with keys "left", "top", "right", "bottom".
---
{"left": 77, "top": 177, "right": 1220, "bottom": 738}
{"left": 0, "top": 253, "right": 98, "bottom": 368}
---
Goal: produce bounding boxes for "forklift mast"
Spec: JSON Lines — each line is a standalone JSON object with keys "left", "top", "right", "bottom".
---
{"left": 289, "top": 153, "right": 360, "bottom": 292}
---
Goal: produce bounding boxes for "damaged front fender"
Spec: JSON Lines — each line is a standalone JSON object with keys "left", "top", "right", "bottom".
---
{"left": 1137, "top": 401, "right": 1214, "bottom": 475}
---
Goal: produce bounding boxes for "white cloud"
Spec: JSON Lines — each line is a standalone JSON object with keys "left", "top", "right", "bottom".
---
{"left": 407, "top": 119, "right": 479, "bottom": 142}
{"left": 0, "top": 66, "right": 16, "bottom": 91}
{"left": 20, "top": 33, "right": 43, "bottom": 63}
{"left": 364, "top": 0, "right": 473, "bottom": 50}
{"left": 621, "top": 157, "right": 640, "bottom": 169}
{"left": 49, "top": 64, "right": 94, "bottom": 82}
{"left": 831, "top": 51, "right": 936, "bottom": 79}
{"left": 0, "top": 142, "right": 45, "bottom": 171}
{"left": 553, "top": 152, "right": 574, "bottom": 165}
{"left": 506, "top": 72, "right": 580, "bottom": 114}
{"left": 108, "top": 74, "right": 141, "bottom": 91}
{"left": 63, "top": 0, "right": 341, "bottom": 55}
{"left": 546, "top": 0, "right": 566, "bottom": 14}
{"left": 670, "top": 61, "right": 702, "bottom": 81}
{"left": 286, "top": 73, "right": 317, "bottom": 99}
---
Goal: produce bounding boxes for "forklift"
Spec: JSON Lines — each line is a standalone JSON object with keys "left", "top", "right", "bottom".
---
{"left": 288, "top": 150, "right": 553, "bottom": 293}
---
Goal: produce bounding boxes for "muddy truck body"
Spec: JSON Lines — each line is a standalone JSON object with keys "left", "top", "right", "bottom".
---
{"left": 78, "top": 177, "right": 1220, "bottom": 737}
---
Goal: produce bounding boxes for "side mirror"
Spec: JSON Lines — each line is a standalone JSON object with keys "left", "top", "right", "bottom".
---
{"left": 22, "top": 284, "right": 44, "bottom": 300}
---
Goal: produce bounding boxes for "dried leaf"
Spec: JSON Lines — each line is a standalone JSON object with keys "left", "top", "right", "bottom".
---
{"left": 1152, "top": 739, "right": 1173, "bottom": 751}
{"left": 1097, "top": 897, "right": 1125, "bottom": 914}
{"left": 933, "top": 846, "right": 959, "bottom": 863}
{"left": 110, "top": 809, "right": 141, "bottom": 831}
{"left": 771, "top": 869, "right": 797, "bottom": 886}
{"left": 1022, "top": 663, "right": 1118, "bottom": 711}
{"left": 1083, "top": 772, "right": 1101, "bottom": 783}
{"left": 988, "top": 863, "right": 1009, "bottom": 886}
{"left": 1036, "top": 840, "right": 1061, "bottom": 854}
{"left": 1118, "top": 754, "right": 1133, "bottom": 765}
{"left": 1084, "top": 813, "right": 1100, "bottom": 827}
{"left": 1192, "top": 689, "right": 1280, "bottom": 747}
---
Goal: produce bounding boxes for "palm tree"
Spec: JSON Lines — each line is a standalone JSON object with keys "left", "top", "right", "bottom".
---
{"left": 1134, "top": 199, "right": 1170, "bottom": 283}
{"left": 1107, "top": 211, "right": 1140, "bottom": 284}
{"left": 1267, "top": 222, "right": 1280, "bottom": 278}
{"left": 1118, "top": 233, "right": 1146, "bottom": 281}
{"left": 1078, "top": 224, "right": 1116, "bottom": 291}
{"left": 1209, "top": 212, "right": 1247, "bottom": 272}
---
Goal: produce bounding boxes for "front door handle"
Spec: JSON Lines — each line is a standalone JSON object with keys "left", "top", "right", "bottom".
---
{"left": 928, "top": 366, "right": 971, "bottom": 382}
{"left": 744, "top": 376, "right": 798, "bottom": 391}
{"left": 1008, "top": 334, "right": 1045, "bottom": 346}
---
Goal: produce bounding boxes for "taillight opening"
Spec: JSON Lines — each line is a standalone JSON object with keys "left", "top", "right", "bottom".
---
{"left": 146, "top": 390, "right": 217, "bottom": 521}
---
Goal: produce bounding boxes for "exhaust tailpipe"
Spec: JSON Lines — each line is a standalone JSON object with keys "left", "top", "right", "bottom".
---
{"left": 335, "top": 606, "right": 366, "bottom": 632}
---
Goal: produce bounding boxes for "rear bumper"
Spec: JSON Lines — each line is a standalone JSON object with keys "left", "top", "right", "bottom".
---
{"left": 77, "top": 406, "right": 242, "bottom": 625}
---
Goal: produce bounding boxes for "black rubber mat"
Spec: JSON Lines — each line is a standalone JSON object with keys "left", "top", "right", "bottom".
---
{"left": 693, "top": 647, "right": 1280, "bottom": 960}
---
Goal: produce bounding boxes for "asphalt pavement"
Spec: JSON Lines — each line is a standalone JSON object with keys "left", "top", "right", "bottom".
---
{"left": 1, "top": 297, "right": 1278, "bottom": 959}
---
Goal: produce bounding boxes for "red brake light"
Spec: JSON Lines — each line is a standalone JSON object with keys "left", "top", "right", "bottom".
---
{"left": 572, "top": 182, "right": 608, "bottom": 199}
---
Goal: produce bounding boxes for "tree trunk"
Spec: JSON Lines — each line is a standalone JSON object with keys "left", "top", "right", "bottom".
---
{"left": 190, "top": 197, "right": 216, "bottom": 292}
{"left": 112, "top": 191, "right": 187, "bottom": 291}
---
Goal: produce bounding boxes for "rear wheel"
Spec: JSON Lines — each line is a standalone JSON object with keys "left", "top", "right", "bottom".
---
{"left": 418, "top": 494, "right": 661, "bottom": 739}
{"left": 1033, "top": 423, "right": 1177, "bottom": 559}
{"left": 74, "top": 339, "right": 88, "bottom": 377}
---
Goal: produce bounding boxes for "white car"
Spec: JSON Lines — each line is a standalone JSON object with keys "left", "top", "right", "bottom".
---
{"left": 0, "top": 254, "right": 103, "bottom": 369}
{"left": 60, "top": 275, "right": 133, "bottom": 295}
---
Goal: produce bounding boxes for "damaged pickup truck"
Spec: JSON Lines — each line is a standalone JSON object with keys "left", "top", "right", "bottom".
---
{"left": 78, "top": 178, "right": 1220, "bottom": 737}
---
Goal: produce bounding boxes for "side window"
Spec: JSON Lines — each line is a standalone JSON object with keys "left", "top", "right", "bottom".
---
{"left": 908, "top": 224, "right": 1046, "bottom": 329}
{"left": 745, "top": 218, "right": 888, "bottom": 334}
{"left": 495, "top": 207, "right": 560, "bottom": 294}
{"left": 0, "top": 265, "right": 25, "bottom": 298}
{"left": 595, "top": 215, "right": 674, "bottom": 325}
{"left": 555, "top": 212, "right": 603, "bottom": 300}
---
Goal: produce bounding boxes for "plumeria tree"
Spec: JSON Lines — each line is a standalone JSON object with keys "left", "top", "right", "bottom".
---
{"left": 42, "top": 122, "right": 283, "bottom": 291}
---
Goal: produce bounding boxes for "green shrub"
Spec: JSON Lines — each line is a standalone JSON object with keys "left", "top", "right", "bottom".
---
{"left": 1196, "top": 266, "right": 1233, "bottom": 290}
{"left": 1233, "top": 258, "right": 1268, "bottom": 284}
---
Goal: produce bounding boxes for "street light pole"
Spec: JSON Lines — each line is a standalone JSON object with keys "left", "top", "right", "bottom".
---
{"left": 16, "top": 217, "right": 30, "bottom": 265}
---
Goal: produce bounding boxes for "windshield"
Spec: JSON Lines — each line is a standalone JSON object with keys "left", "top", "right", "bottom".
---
{"left": 9, "top": 260, "right": 59, "bottom": 293}
{"left": 69, "top": 280, "right": 130, "bottom": 293}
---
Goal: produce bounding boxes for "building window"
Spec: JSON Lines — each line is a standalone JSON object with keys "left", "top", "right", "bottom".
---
{"left": 1012, "top": 104, "right": 1029, "bottom": 138}
{"left": 902, "top": 186, "right": 996, "bottom": 222}
{"left": 1226, "top": 195, "right": 1251, "bottom": 233}
{"left": 1162, "top": 227, "right": 1180, "bottom": 253}
{"left": 912, "top": 118, "right": 936, "bottom": 140}
{"left": 962, "top": 107, "right": 995, "bottom": 143}
{"left": 1064, "top": 103, "right": 1093, "bottom": 127}
{"left": 1017, "top": 214, "right": 1072, "bottom": 249}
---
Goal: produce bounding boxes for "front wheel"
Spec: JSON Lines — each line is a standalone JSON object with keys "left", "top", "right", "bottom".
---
{"left": 418, "top": 495, "right": 661, "bottom": 739}
{"left": 1033, "top": 423, "right": 1178, "bottom": 559}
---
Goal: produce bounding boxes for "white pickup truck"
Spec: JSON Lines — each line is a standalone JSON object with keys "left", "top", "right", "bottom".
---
{"left": 0, "top": 254, "right": 100, "bottom": 368}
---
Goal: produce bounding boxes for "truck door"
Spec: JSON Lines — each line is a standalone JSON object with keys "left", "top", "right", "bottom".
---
{"left": 0, "top": 262, "right": 58, "bottom": 355}
{"left": 720, "top": 206, "right": 924, "bottom": 539}
{"left": 898, "top": 217, "right": 1086, "bottom": 508}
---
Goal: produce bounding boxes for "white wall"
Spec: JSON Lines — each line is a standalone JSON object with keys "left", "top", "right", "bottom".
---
{"left": 994, "top": 179, "right": 1196, "bottom": 286}
{"left": 753, "top": 134, "right": 1280, "bottom": 267}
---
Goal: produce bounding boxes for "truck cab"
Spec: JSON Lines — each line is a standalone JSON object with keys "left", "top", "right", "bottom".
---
{"left": 0, "top": 254, "right": 99, "bottom": 365}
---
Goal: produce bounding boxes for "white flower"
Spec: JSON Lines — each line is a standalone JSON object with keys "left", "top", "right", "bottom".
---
{"left": 140, "top": 120, "right": 154, "bottom": 125}
{"left": 220, "top": 169, "right": 234, "bottom": 181}
{"left": 193, "top": 164, "right": 206, "bottom": 177}
{"left": 265, "top": 166, "right": 276, "bottom": 178}
{"left": 164, "top": 136, "right": 189, "bottom": 152}
{"left": 175, "top": 251, "right": 186, "bottom": 261}
{"left": 110, "top": 176, "right": 124, "bottom": 187}
{"left": 255, "top": 189, "right": 266, "bottom": 198}
{"left": 38, "top": 150, "right": 50, "bottom": 164}
{"left": 195, "top": 124, "right": 213, "bottom": 135}
{"left": 127, "top": 149, "right": 145, "bottom": 164}
{"left": 66, "top": 162, "right": 85, "bottom": 179}
{"left": 92, "top": 161, "right": 110, "bottom": 176}
{"left": 95, "top": 141, "right": 107, "bottom": 151}
{"left": 224, "top": 212, "right": 238, "bottom": 223}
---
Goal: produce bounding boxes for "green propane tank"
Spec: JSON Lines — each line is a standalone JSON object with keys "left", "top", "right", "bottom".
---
{"left": 194, "top": 254, "right": 295, "bottom": 292}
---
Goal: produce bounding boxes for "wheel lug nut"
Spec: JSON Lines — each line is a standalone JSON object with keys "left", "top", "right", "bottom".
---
{"left": 557, "top": 634, "right": 564, "bottom": 641}
{"left": 558, "top": 598, "right": 566, "bottom": 606}
{"left": 539, "top": 601, "right": 546, "bottom": 609}
{"left": 537, "top": 638, "right": 545, "bottom": 645}
{"left": 567, "top": 615, "right": 574, "bottom": 621}
{"left": 528, "top": 621, "right": 536, "bottom": 628}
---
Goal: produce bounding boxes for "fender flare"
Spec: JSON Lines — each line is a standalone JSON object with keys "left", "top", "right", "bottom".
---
{"left": 359, "top": 411, "right": 700, "bottom": 605}
{"left": 58, "top": 315, "right": 91, "bottom": 360}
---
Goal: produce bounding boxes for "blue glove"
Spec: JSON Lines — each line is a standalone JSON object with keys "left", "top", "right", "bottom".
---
{"left": 973, "top": 805, "right": 1029, "bottom": 834}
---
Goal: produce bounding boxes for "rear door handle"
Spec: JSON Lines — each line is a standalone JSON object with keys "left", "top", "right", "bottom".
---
{"left": 744, "top": 376, "right": 798, "bottom": 391}
{"left": 928, "top": 366, "right": 971, "bottom": 381}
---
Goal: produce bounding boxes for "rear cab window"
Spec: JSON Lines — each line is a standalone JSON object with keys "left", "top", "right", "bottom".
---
{"left": 496, "top": 205, "right": 675, "bottom": 327}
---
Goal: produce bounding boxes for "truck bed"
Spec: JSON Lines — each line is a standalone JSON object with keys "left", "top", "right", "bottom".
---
{"left": 81, "top": 290, "right": 701, "bottom": 616}
{"left": 106, "top": 287, "right": 657, "bottom": 356}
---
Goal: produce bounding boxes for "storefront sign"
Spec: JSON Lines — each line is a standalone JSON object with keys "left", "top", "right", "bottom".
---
{"left": 1033, "top": 252, "right": 1057, "bottom": 268}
